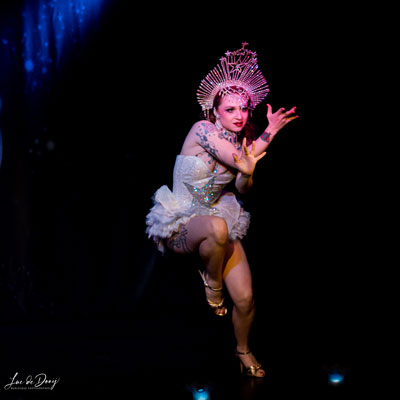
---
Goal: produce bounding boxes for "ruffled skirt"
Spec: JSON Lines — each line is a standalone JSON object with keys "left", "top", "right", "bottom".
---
{"left": 145, "top": 185, "right": 250, "bottom": 253}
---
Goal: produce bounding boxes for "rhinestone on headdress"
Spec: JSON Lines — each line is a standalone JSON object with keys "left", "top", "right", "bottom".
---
{"left": 197, "top": 42, "right": 269, "bottom": 112}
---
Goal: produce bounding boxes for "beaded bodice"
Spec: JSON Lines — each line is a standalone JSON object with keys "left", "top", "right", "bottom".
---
{"left": 172, "top": 155, "right": 235, "bottom": 210}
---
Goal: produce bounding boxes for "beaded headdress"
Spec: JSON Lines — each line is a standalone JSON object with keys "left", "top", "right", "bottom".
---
{"left": 197, "top": 42, "right": 269, "bottom": 115}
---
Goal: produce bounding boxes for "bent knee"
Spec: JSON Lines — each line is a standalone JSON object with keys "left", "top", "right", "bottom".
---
{"left": 235, "top": 292, "right": 255, "bottom": 313}
{"left": 206, "top": 217, "right": 229, "bottom": 245}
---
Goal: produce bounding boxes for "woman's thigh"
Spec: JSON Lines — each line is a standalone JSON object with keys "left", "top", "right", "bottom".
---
{"left": 165, "top": 215, "right": 228, "bottom": 255}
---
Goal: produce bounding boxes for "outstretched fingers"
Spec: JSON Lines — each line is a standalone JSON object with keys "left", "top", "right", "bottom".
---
{"left": 252, "top": 140, "right": 266, "bottom": 161}
{"left": 255, "top": 151, "right": 267, "bottom": 162}
{"left": 242, "top": 137, "right": 250, "bottom": 156}
{"left": 285, "top": 106, "right": 298, "bottom": 119}
{"left": 251, "top": 139, "right": 256, "bottom": 155}
{"left": 268, "top": 104, "right": 298, "bottom": 118}
{"left": 266, "top": 103, "right": 273, "bottom": 117}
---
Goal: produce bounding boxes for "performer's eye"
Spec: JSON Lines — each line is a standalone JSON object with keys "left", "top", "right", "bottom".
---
{"left": 225, "top": 108, "right": 234, "bottom": 113}
{"left": 241, "top": 107, "right": 248, "bottom": 112}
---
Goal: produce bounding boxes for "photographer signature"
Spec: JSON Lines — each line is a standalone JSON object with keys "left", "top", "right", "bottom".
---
{"left": 4, "top": 372, "right": 60, "bottom": 390}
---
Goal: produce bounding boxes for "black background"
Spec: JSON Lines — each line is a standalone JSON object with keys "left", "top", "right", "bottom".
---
{"left": 0, "top": 0, "right": 383, "bottom": 397}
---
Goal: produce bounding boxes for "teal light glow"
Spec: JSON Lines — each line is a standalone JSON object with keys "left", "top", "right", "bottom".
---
{"left": 193, "top": 388, "right": 210, "bottom": 400}
{"left": 328, "top": 372, "right": 344, "bottom": 385}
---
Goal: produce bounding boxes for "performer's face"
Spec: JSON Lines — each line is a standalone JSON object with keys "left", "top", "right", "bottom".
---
{"left": 215, "top": 94, "right": 249, "bottom": 133}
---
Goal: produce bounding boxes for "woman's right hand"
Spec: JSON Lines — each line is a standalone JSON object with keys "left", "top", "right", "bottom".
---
{"left": 232, "top": 137, "right": 266, "bottom": 176}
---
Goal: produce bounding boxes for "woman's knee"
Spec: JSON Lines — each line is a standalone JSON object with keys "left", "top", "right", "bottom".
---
{"left": 168, "top": 216, "right": 229, "bottom": 255}
{"left": 235, "top": 292, "right": 255, "bottom": 314}
{"left": 205, "top": 216, "right": 229, "bottom": 245}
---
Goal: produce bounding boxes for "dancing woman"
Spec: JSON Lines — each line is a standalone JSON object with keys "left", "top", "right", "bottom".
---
{"left": 146, "top": 43, "right": 297, "bottom": 377}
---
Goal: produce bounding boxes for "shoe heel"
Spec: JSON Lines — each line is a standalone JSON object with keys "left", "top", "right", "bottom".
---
{"left": 239, "top": 361, "right": 244, "bottom": 374}
{"left": 235, "top": 349, "right": 265, "bottom": 378}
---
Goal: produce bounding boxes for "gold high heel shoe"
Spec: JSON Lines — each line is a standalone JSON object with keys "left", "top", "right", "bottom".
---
{"left": 235, "top": 349, "right": 265, "bottom": 378}
{"left": 198, "top": 270, "right": 227, "bottom": 316}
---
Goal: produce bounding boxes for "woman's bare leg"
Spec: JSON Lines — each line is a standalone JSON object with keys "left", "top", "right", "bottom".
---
{"left": 167, "top": 221, "right": 263, "bottom": 373}
{"left": 223, "top": 240, "right": 265, "bottom": 376}
{"left": 166, "top": 215, "right": 234, "bottom": 307}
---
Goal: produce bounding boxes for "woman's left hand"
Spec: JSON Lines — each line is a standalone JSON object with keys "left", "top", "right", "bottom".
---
{"left": 232, "top": 138, "right": 266, "bottom": 176}
{"left": 266, "top": 104, "right": 298, "bottom": 135}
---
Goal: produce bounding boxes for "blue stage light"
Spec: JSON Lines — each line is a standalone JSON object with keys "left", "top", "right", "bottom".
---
{"left": 24, "top": 59, "right": 34, "bottom": 71}
{"left": 18, "top": 0, "right": 108, "bottom": 91}
{"left": 192, "top": 387, "right": 210, "bottom": 400}
{"left": 187, "top": 384, "right": 211, "bottom": 400}
{"left": 328, "top": 372, "right": 344, "bottom": 385}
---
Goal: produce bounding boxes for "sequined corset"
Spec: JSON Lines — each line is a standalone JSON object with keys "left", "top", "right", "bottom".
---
{"left": 173, "top": 155, "right": 235, "bottom": 210}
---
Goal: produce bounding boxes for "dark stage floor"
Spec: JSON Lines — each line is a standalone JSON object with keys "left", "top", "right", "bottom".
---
{"left": 1, "top": 314, "right": 370, "bottom": 399}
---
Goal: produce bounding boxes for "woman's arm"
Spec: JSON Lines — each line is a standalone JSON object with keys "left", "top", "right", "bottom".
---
{"left": 182, "top": 103, "right": 297, "bottom": 193}
{"left": 233, "top": 139, "right": 265, "bottom": 193}
{"left": 235, "top": 171, "right": 253, "bottom": 194}
{"left": 182, "top": 121, "right": 265, "bottom": 193}
{"left": 184, "top": 120, "right": 244, "bottom": 169}
{"left": 248, "top": 104, "right": 298, "bottom": 155}
{"left": 184, "top": 103, "right": 297, "bottom": 167}
{"left": 233, "top": 105, "right": 298, "bottom": 193}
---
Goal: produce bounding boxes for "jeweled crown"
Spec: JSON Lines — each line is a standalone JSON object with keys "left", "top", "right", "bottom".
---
{"left": 197, "top": 42, "right": 269, "bottom": 112}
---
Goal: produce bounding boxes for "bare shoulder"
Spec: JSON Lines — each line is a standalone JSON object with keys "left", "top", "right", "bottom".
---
{"left": 187, "top": 120, "right": 217, "bottom": 137}
{"left": 181, "top": 120, "right": 217, "bottom": 154}
{"left": 190, "top": 120, "right": 217, "bottom": 136}
{"left": 190, "top": 120, "right": 219, "bottom": 143}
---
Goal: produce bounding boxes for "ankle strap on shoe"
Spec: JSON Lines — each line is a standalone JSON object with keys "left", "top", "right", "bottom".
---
{"left": 198, "top": 270, "right": 223, "bottom": 292}
{"left": 235, "top": 349, "right": 251, "bottom": 356}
